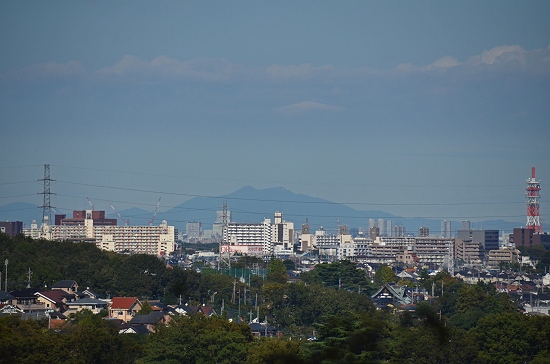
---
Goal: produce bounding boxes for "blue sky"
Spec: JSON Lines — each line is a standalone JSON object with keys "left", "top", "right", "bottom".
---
{"left": 1, "top": 1, "right": 549, "bottom": 228}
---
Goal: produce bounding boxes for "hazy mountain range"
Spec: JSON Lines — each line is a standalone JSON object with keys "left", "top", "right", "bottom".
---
{"left": 1, "top": 186, "right": 523, "bottom": 235}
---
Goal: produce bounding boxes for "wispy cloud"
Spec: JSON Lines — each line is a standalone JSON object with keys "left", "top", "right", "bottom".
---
{"left": 393, "top": 44, "right": 550, "bottom": 75}
{"left": 4, "top": 45, "right": 549, "bottom": 84}
{"left": 95, "top": 55, "right": 236, "bottom": 81}
{"left": 274, "top": 101, "right": 343, "bottom": 115}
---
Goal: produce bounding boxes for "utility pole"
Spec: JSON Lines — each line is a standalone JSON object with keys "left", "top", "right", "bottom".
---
{"left": 4, "top": 259, "right": 8, "bottom": 292}
{"left": 27, "top": 268, "right": 32, "bottom": 288}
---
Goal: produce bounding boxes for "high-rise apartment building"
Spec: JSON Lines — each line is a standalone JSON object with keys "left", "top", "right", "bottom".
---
{"left": 394, "top": 225, "right": 406, "bottom": 237}
{"left": 186, "top": 221, "right": 202, "bottom": 238}
{"left": 441, "top": 220, "right": 452, "bottom": 238}
{"left": 222, "top": 211, "right": 294, "bottom": 257}
{"left": 419, "top": 227, "right": 429, "bottom": 237}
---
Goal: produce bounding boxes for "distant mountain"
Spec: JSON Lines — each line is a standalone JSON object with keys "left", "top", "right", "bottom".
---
{"left": 148, "top": 186, "right": 392, "bottom": 233}
{"left": 149, "top": 186, "right": 522, "bottom": 235}
{"left": 2, "top": 187, "right": 523, "bottom": 235}
{"left": 106, "top": 207, "right": 154, "bottom": 226}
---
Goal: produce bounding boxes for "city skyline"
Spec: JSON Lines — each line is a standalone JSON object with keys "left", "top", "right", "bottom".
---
{"left": 1, "top": 2, "right": 549, "bottom": 226}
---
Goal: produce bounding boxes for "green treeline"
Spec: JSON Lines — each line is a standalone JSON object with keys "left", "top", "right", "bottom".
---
{"left": 1, "top": 234, "right": 550, "bottom": 363}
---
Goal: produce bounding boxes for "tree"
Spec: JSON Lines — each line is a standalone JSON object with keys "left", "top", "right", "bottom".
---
{"left": 141, "top": 315, "right": 252, "bottom": 364}
{"left": 267, "top": 259, "right": 288, "bottom": 284}
{"left": 246, "top": 338, "right": 304, "bottom": 364}
{"left": 137, "top": 301, "right": 153, "bottom": 315}
{"left": 373, "top": 264, "right": 397, "bottom": 286}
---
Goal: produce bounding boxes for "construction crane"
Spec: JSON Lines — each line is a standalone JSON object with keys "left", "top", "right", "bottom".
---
{"left": 108, "top": 201, "right": 130, "bottom": 226}
{"left": 149, "top": 197, "right": 161, "bottom": 225}
{"left": 86, "top": 197, "right": 94, "bottom": 211}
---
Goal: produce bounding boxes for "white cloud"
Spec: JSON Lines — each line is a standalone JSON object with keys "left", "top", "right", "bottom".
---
{"left": 274, "top": 101, "right": 343, "bottom": 115}
{"left": 96, "top": 55, "right": 235, "bottom": 81}
{"left": 5, "top": 44, "right": 550, "bottom": 85}
{"left": 393, "top": 45, "right": 550, "bottom": 75}
{"left": 473, "top": 44, "right": 526, "bottom": 65}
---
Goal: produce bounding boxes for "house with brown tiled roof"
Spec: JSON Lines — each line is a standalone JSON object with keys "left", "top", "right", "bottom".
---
{"left": 109, "top": 297, "right": 142, "bottom": 322}
{"left": 35, "top": 290, "right": 74, "bottom": 312}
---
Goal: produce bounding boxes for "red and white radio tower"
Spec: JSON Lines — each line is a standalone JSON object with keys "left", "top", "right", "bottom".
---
{"left": 526, "top": 167, "right": 542, "bottom": 233}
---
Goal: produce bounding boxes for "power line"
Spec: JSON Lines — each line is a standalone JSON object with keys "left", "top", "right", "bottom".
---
{"left": 54, "top": 179, "right": 534, "bottom": 207}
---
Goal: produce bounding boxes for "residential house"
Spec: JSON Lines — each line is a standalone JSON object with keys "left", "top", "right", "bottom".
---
{"left": 10, "top": 288, "right": 45, "bottom": 312}
{"left": 65, "top": 297, "right": 109, "bottom": 315}
{"left": 128, "top": 311, "right": 171, "bottom": 333}
{"left": 52, "top": 280, "right": 79, "bottom": 295}
{"left": 0, "top": 290, "right": 14, "bottom": 305}
{"left": 173, "top": 304, "right": 216, "bottom": 317}
{"left": 249, "top": 322, "right": 277, "bottom": 338}
{"left": 109, "top": 297, "right": 142, "bottom": 322}
{"left": 35, "top": 290, "right": 73, "bottom": 312}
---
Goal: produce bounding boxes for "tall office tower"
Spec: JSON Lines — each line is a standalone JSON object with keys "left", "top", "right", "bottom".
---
{"left": 186, "top": 221, "right": 202, "bottom": 238}
{"left": 526, "top": 167, "right": 542, "bottom": 233}
{"left": 377, "top": 219, "right": 385, "bottom": 236}
{"left": 419, "top": 226, "right": 429, "bottom": 237}
{"left": 394, "top": 225, "right": 406, "bottom": 237}
{"left": 369, "top": 226, "right": 380, "bottom": 240}
{"left": 461, "top": 220, "right": 471, "bottom": 230}
{"left": 368, "top": 219, "right": 377, "bottom": 232}
{"left": 339, "top": 225, "right": 349, "bottom": 235}
{"left": 386, "top": 220, "right": 393, "bottom": 237}
{"left": 441, "top": 220, "right": 452, "bottom": 238}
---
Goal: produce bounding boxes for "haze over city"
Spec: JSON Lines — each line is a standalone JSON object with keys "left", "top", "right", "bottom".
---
{"left": 1, "top": 1, "right": 549, "bottom": 227}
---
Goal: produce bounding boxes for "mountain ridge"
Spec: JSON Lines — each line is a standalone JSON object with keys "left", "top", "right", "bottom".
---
{"left": 1, "top": 186, "right": 523, "bottom": 235}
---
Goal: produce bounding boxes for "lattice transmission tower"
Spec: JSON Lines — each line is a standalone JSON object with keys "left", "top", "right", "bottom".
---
{"left": 38, "top": 164, "right": 55, "bottom": 227}
{"left": 526, "top": 166, "right": 542, "bottom": 233}
{"left": 218, "top": 199, "right": 231, "bottom": 270}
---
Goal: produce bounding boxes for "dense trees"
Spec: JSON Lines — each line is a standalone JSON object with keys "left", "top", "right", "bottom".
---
{"left": 0, "top": 311, "right": 142, "bottom": 364}
{"left": 140, "top": 315, "right": 253, "bottom": 364}
{"left": 2, "top": 234, "right": 550, "bottom": 363}
{"left": 301, "top": 260, "right": 376, "bottom": 294}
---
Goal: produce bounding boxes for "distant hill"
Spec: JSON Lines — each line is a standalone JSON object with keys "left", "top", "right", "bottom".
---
{"left": 144, "top": 186, "right": 523, "bottom": 235}
{"left": 2, "top": 186, "right": 523, "bottom": 235}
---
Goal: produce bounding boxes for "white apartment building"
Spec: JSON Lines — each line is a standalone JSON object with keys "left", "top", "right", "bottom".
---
{"left": 221, "top": 212, "right": 294, "bottom": 258}
{"left": 23, "top": 220, "right": 41, "bottom": 240}
{"left": 95, "top": 220, "right": 175, "bottom": 256}
{"left": 27, "top": 210, "right": 176, "bottom": 256}
{"left": 367, "top": 236, "right": 415, "bottom": 264}
{"left": 414, "top": 237, "right": 454, "bottom": 270}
